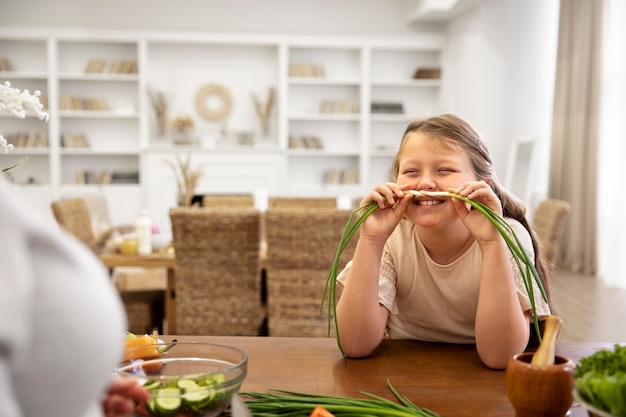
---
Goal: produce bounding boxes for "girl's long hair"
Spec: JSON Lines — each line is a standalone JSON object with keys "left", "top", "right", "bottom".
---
{"left": 391, "top": 113, "right": 552, "bottom": 305}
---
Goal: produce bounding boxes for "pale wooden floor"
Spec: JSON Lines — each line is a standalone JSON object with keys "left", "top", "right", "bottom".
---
{"left": 552, "top": 271, "right": 626, "bottom": 343}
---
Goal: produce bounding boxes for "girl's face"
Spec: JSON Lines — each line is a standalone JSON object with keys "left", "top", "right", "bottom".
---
{"left": 396, "top": 132, "right": 478, "bottom": 228}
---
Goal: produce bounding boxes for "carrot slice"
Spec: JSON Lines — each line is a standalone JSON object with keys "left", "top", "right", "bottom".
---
{"left": 310, "top": 405, "right": 335, "bottom": 417}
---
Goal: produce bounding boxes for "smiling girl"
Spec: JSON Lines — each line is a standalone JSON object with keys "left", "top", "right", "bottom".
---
{"left": 335, "top": 113, "right": 551, "bottom": 369}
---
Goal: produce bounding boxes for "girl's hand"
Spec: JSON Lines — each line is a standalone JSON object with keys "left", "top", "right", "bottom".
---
{"left": 102, "top": 375, "right": 149, "bottom": 417}
{"left": 359, "top": 182, "right": 414, "bottom": 242}
{"left": 448, "top": 180, "right": 503, "bottom": 243}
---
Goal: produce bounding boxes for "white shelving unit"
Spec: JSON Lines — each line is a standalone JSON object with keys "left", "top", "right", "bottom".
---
{"left": 1, "top": 29, "right": 444, "bottom": 228}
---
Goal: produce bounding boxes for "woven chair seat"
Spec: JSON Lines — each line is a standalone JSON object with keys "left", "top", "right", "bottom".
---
{"left": 532, "top": 199, "right": 571, "bottom": 267}
{"left": 170, "top": 207, "right": 265, "bottom": 336}
{"left": 268, "top": 197, "right": 337, "bottom": 210}
{"left": 202, "top": 194, "right": 255, "bottom": 208}
{"left": 264, "top": 207, "right": 357, "bottom": 337}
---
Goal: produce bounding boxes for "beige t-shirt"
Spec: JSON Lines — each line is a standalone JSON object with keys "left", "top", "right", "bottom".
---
{"left": 337, "top": 218, "right": 551, "bottom": 343}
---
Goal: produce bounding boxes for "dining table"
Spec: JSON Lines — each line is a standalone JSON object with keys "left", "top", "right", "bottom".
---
{"left": 100, "top": 251, "right": 177, "bottom": 333}
{"left": 159, "top": 335, "right": 613, "bottom": 417}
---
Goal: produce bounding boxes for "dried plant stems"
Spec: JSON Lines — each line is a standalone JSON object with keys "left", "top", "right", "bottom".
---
{"left": 148, "top": 88, "right": 168, "bottom": 137}
{"left": 251, "top": 87, "right": 275, "bottom": 137}
{"left": 164, "top": 153, "right": 205, "bottom": 207}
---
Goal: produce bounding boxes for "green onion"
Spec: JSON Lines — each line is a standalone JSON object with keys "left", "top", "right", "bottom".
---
{"left": 240, "top": 379, "right": 441, "bottom": 417}
{"left": 322, "top": 190, "right": 547, "bottom": 358}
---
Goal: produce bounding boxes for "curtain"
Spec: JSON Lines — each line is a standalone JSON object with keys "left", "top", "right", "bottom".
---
{"left": 597, "top": 0, "right": 626, "bottom": 288}
{"left": 549, "top": 0, "right": 604, "bottom": 275}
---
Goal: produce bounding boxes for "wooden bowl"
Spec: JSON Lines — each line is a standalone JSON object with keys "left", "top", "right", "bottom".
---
{"left": 505, "top": 352, "right": 575, "bottom": 417}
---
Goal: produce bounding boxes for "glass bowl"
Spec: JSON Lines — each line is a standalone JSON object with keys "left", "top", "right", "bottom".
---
{"left": 116, "top": 342, "right": 247, "bottom": 417}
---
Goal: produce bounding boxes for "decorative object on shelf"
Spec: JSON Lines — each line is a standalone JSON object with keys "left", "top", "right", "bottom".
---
{"left": 413, "top": 67, "right": 441, "bottom": 79}
{"left": 164, "top": 152, "right": 205, "bottom": 207}
{"left": 251, "top": 87, "right": 275, "bottom": 137}
{"left": 169, "top": 114, "right": 196, "bottom": 145}
{"left": 148, "top": 88, "right": 169, "bottom": 137}
{"left": 288, "top": 63, "right": 325, "bottom": 77}
{"left": 232, "top": 131, "right": 254, "bottom": 147}
{"left": 371, "top": 102, "right": 404, "bottom": 114}
{"left": 195, "top": 82, "right": 232, "bottom": 121}
{"left": 1, "top": 81, "right": 49, "bottom": 177}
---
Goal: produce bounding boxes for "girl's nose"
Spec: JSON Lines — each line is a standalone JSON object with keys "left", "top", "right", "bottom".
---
{"left": 417, "top": 174, "right": 436, "bottom": 190}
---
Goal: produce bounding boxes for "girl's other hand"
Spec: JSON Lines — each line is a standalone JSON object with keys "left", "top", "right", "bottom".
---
{"left": 449, "top": 180, "right": 503, "bottom": 242}
{"left": 102, "top": 375, "right": 149, "bottom": 417}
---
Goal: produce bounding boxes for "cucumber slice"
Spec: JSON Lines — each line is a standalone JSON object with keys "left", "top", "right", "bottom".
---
{"left": 153, "top": 388, "right": 182, "bottom": 417}
{"left": 143, "top": 381, "right": 163, "bottom": 390}
{"left": 176, "top": 379, "right": 200, "bottom": 390}
{"left": 204, "top": 373, "right": 225, "bottom": 387}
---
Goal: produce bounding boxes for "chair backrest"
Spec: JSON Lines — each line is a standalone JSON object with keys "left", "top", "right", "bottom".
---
{"left": 264, "top": 207, "right": 358, "bottom": 337}
{"left": 532, "top": 199, "right": 571, "bottom": 267}
{"left": 268, "top": 197, "right": 337, "bottom": 210}
{"left": 51, "top": 198, "right": 97, "bottom": 252}
{"left": 202, "top": 194, "right": 255, "bottom": 208}
{"left": 169, "top": 207, "right": 265, "bottom": 336}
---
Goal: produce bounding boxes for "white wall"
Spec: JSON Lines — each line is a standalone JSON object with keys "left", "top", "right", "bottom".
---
{"left": 1, "top": 0, "right": 559, "bottom": 209}
{"left": 0, "top": 0, "right": 437, "bottom": 37}
{"left": 441, "top": 0, "right": 559, "bottom": 209}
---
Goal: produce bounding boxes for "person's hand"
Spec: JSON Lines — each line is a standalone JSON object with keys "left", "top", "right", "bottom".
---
{"left": 358, "top": 182, "right": 414, "bottom": 241}
{"left": 448, "top": 180, "right": 503, "bottom": 243}
{"left": 102, "top": 375, "right": 149, "bottom": 417}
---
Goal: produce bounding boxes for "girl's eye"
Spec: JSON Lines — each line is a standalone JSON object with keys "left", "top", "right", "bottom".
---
{"left": 438, "top": 168, "right": 456, "bottom": 173}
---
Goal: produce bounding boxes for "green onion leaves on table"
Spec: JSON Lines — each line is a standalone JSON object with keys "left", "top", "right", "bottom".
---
{"left": 240, "top": 379, "right": 441, "bottom": 417}
{"left": 322, "top": 190, "right": 548, "bottom": 358}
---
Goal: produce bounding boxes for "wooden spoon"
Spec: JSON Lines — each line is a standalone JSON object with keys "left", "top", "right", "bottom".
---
{"left": 531, "top": 315, "right": 563, "bottom": 366}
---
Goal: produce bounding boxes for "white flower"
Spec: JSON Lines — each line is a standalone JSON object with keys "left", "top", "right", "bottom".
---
{"left": 1, "top": 81, "right": 49, "bottom": 175}
{"left": 0, "top": 81, "right": 49, "bottom": 121}
{"left": 0, "top": 135, "right": 14, "bottom": 155}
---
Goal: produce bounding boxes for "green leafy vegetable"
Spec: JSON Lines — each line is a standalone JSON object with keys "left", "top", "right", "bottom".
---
{"left": 240, "top": 379, "right": 441, "bottom": 417}
{"left": 323, "top": 190, "right": 548, "bottom": 357}
{"left": 575, "top": 344, "right": 626, "bottom": 416}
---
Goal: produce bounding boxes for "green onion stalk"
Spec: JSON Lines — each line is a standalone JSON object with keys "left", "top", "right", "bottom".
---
{"left": 323, "top": 190, "right": 548, "bottom": 358}
{"left": 240, "top": 379, "right": 441, "bottom": 417}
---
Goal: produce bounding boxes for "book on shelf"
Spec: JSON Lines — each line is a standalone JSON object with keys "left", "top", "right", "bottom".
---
{"left": 110, "top": 171, "right": 139, "bottom": 184}
{"left": 413, "top": 67, "right": 441, "bottom": 79}
{"left": 289, "top": 135, "right": 324, "bottom": 149}
{"left": 0, "top": 57, "right": 12, "bottom": 71}
{"left": 59, "top": 96, "right": 109, "bottom": 111}
{"left": 61, "top": 133, "right": 89, "bottom": 148}
{"left": 371, "top": 102, "right": 404, "bottom": 114}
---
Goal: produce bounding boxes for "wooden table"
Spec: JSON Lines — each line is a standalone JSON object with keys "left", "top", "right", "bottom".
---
{"left": 159, "top": 335, "right": 612, "bottom": 417}
{"left": 100, "top": 252, "right": 177, "bottom": 333}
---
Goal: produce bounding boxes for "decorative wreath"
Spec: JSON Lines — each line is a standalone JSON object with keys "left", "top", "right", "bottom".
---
{"left": 194, "top": 83, "right": 233, "bottom": 121}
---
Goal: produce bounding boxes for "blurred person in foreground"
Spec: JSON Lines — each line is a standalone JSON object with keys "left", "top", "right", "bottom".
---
{"left": 0, "top": 177, "right": 148, "bottom": 417}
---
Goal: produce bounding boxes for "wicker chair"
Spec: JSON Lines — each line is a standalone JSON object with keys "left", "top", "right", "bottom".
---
{"left": 51, "top": 198, "right": 99, "bottom": 252}
{"left": 202, "top": 194, "right": 255, "bottom": 208}
{"left": 532, "top": 199, "right": 571, "bottom": 267}
{"left": 264, "top": 207, "right": 358, "bottom": 337}
{"left": 51, "top": 197, "right": 165, "bottom": 335}
{"left": 268, "top": 197, "right": 337, "bottom": 210}
{"left": 170, "top": 207, "right": 265, "bottom": 336}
